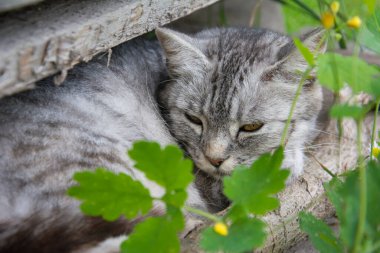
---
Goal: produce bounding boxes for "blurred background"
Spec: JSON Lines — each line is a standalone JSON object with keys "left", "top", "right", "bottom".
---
{"left": 169, "top": 0, "right": 320, "bottom": 35}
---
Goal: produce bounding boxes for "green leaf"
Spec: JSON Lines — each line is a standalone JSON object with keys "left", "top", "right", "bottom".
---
{"left": 329, "top": 104, "right": 372, "bottom": 120}
{"left": 364, "top": 161, "right": 380, "bottom": 240}
{"left": 223, "top": 147, "right": 290, "bottom": 216}
{"left": 282, "top": 0, "right": 320, "bottom": 33}
{"left": 200, "top": 217, "right": 266, "bottom": 253}
{"left": 325, "top": 162, "right": 380, "bottom": 250}
{"left": 67, "top": 168, "right": 153, "bottom": 221}
{"left": 326, "top": 171, "right": 359, "bottom": 249}
{"left": 294, "top": 37, "right": 315, "bottom": 66}
{"left": 324, "top": 177, "right": 344, "bottom": 222}
{"left": 165, "top": 205, "right": 185, "bottom": 231}
{"left": 162, "top": 190, "right": 187, "bottom": 208}
{"left": 121, "top": 217, "right": 180, "bottom": 253}
{"left": 317, "top": 53, "right": 379, "bottom": 94}
{"left": 299, "top": 212, "right": 343, "bottom": 253}
{"left": 360, "top": 11, "right": 380, "bottom": 55}
{"left": 128, "top": 141, "right": 194, "bottom": 191}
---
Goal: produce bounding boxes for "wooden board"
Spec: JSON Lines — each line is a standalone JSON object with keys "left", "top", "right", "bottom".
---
{"left": 0, "top": 0, "right": 219, "bottom": 97}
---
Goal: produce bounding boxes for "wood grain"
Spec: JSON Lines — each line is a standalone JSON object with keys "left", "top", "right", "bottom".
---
{"left": 0, "top": 0, "right": 219, "bottom": 98}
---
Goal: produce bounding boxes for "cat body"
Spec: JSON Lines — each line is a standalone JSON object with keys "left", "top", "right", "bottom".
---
{"left": 0, "top": 38, "right": 204, "bottom": 253}
{"left": 0, "top": 27, "right": 326, "bottom": 252}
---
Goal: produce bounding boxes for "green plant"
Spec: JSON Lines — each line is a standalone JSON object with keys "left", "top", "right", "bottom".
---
{"left": 68, "top": 141, "right": 289, "bottom": 253}
{"left": 278, "top": 1, "right": 380, "bottom": 252}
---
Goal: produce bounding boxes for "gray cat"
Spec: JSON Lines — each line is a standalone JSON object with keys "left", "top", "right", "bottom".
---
{"left": 0, "top": 27, "right": 326, "bottom": 252}
{"left": 156, "top": 27, "right": 325, "bottom": 182}
{"left": 0, "top": 38, "right": 205, "bottom": 253}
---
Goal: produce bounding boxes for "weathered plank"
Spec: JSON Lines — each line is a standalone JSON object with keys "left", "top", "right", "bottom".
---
{"left": 0, "top": 0, "right": 219, "bottom": 98}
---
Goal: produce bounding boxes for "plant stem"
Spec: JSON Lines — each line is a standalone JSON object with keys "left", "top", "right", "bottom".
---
{"left": 290, "top": 0, "right": 320, "bottom": 21}
{"left": 370, "top": 99, "right": 380, "bottom": 159}
{"left": 310, "top": 153, "right": 337, "bottom": 178}
{"left": 271, "top": 0, "right": 320, "bottom": 21}
{"left": 280, "top": 67, "right": 313, "bottom": 146}
{"left": 184, "top": 206, "right": 221, "bottom": 223}
{"left": 218, "top": 0, "right": 227, "bottom": 26}
{"left": 353, "top": 119, "right": 366, "bottom": 253}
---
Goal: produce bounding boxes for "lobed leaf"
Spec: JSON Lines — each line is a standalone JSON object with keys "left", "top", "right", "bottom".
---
{"left": 128, "top": 141, "right": 194, "bottom": 191}
{"left": 360, "top": 11, "right": 380, "bottom": 55}
{"left": 68, "top": 168, "right": 152, "bottom": 221}
{"left": 121, "top": 217, "right": 180, "bottom": 253}
{"left": 325, "top": 161, "right": 380, "bottom": 250}
{"left": 329, "top": 104, "right": 372, "bottom": 120}
{"left": 299, "top": 212, "right": 343, "bottom": 253}
{"left": 317, "top": 53, "right": 379, "bottom": 94}
{"left": 223, "top": 147, "right": 290, "bottom": 216}
{"left": 200, "top": 217, "right": 266, "bottom": 253}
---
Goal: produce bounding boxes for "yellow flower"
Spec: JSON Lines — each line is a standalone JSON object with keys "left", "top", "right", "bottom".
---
{"left": 321, "top": 12, "right": 335, "bottom": 29}
{"left": 330, "top": 1, "right": 340, "bottom": 14}
{"left": 373, "top": 146, "right": 380, "bottom": 158}
{"left": 213, "top": 222, "right": 228, "bottom": 236}
{"left": 347, "top": 16, "right": 362, "bottom": 28}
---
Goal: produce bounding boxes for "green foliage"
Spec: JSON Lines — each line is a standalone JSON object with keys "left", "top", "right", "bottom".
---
{"left": 317, "top": 53, "right": 379, "bottom": 94}
{"left": 360, "top": 10, "right": 380, "bottom": 54}
{"left": 294, "top": 37, "right": 315, "bottom": 66}
{"left": 67, "top": 168, "right": 153, "bottom": 221}
{"left": 200, "top": 147, "right": 289, "bottom": 252}
{"left": 67, "top": 2, "right": 380, "bottom": 253}
{"left": 299, "top": 212, "right": 343, "bottom": 253}
{"left": 121, "top": 217, "right": 180, "bottom": 253}
{"left": 330, "top": 104, "right": 372, "bottom": 120}
{"left": 200, "top": 218, "right": 266, "bottom": 253}
{"left": 69, "top": 141, "right": 193, "bottom": 252}
{"left": 128, "top": 141, "right": 194, "bottom": 191}
{"left": 301, "top": 161, "right": 380, "bottom": 253}
{"left": 282, "top": 0, "right": 320, "bottom": 33}
{"left": 285, "top": 2, "right": 380, "bottom": 252}
{"left": 223, "top": 147, "right": 289, "bottom": 216}
{"left": 364, "top": 0, "right": 376, "bottom": 14}
{"left": 69, "top": 141, "right": 289, "bottom": 253}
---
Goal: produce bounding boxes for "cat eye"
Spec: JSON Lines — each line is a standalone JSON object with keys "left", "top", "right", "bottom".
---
{"left": 185, "top": 113, "right": 202, "bottom": 125}
{"left": 239, "top": 123, "right": 263, "bottom": 132}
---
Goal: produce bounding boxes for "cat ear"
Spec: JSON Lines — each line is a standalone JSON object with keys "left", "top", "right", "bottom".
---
{"left": 299, "top": 28, "right": 327, "bottom": 55}
{"left": 156, "top": 27, "right": 210, "bottom": 78}
{"left": 283, "top": 28, "right": 327, "bottom": 72}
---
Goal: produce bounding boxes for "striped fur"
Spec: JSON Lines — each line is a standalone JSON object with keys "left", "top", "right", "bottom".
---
{"left": 0, "top": 27, "right": 327, "bottom": 251}
{"left": 0, "top": 38, "right": 205, "bottom": 253}
{"left": 156, "top": 27, "right": 326, "bottom": 181}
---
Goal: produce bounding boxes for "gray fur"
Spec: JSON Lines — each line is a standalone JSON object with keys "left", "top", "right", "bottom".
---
{"left": 0, "top": 38, "right": 205, "bottom": 253}
{"left": 156, "top": 27, "right": 325, "bottom": 180}
{"left": 0, "top": 27, "right": 326, "bottom": 252}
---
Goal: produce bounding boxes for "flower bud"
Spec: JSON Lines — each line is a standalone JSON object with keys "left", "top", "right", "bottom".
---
{"left": 347, "top": 16, "right": 362, "bottom": 28}
{"left": 330, "top": 1, "right": 340, "bottom": 14}
{"left": 373, "top": 146, "right": 380, "bottom": 158}
{"left": 213, "top": 222, "right": 228, "bottom": 236}
{"left": 334, "top": 32, "right": 342, "bottom": 41}
{"left": 321, "top": 12, "right": 335, "bottom": 29}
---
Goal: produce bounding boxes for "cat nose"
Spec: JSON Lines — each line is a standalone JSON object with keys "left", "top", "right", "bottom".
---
{"left": 206, "top": 156, "right": 226, "bottom": 168}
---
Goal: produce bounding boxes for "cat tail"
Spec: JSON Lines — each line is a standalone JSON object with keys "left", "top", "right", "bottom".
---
{"left": 0, "top": 207, "right": 141, "bottom": 253}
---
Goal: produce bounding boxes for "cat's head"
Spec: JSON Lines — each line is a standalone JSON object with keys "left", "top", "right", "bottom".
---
{"left": 156, "top": 27, "right": 325, "bottom": 178}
